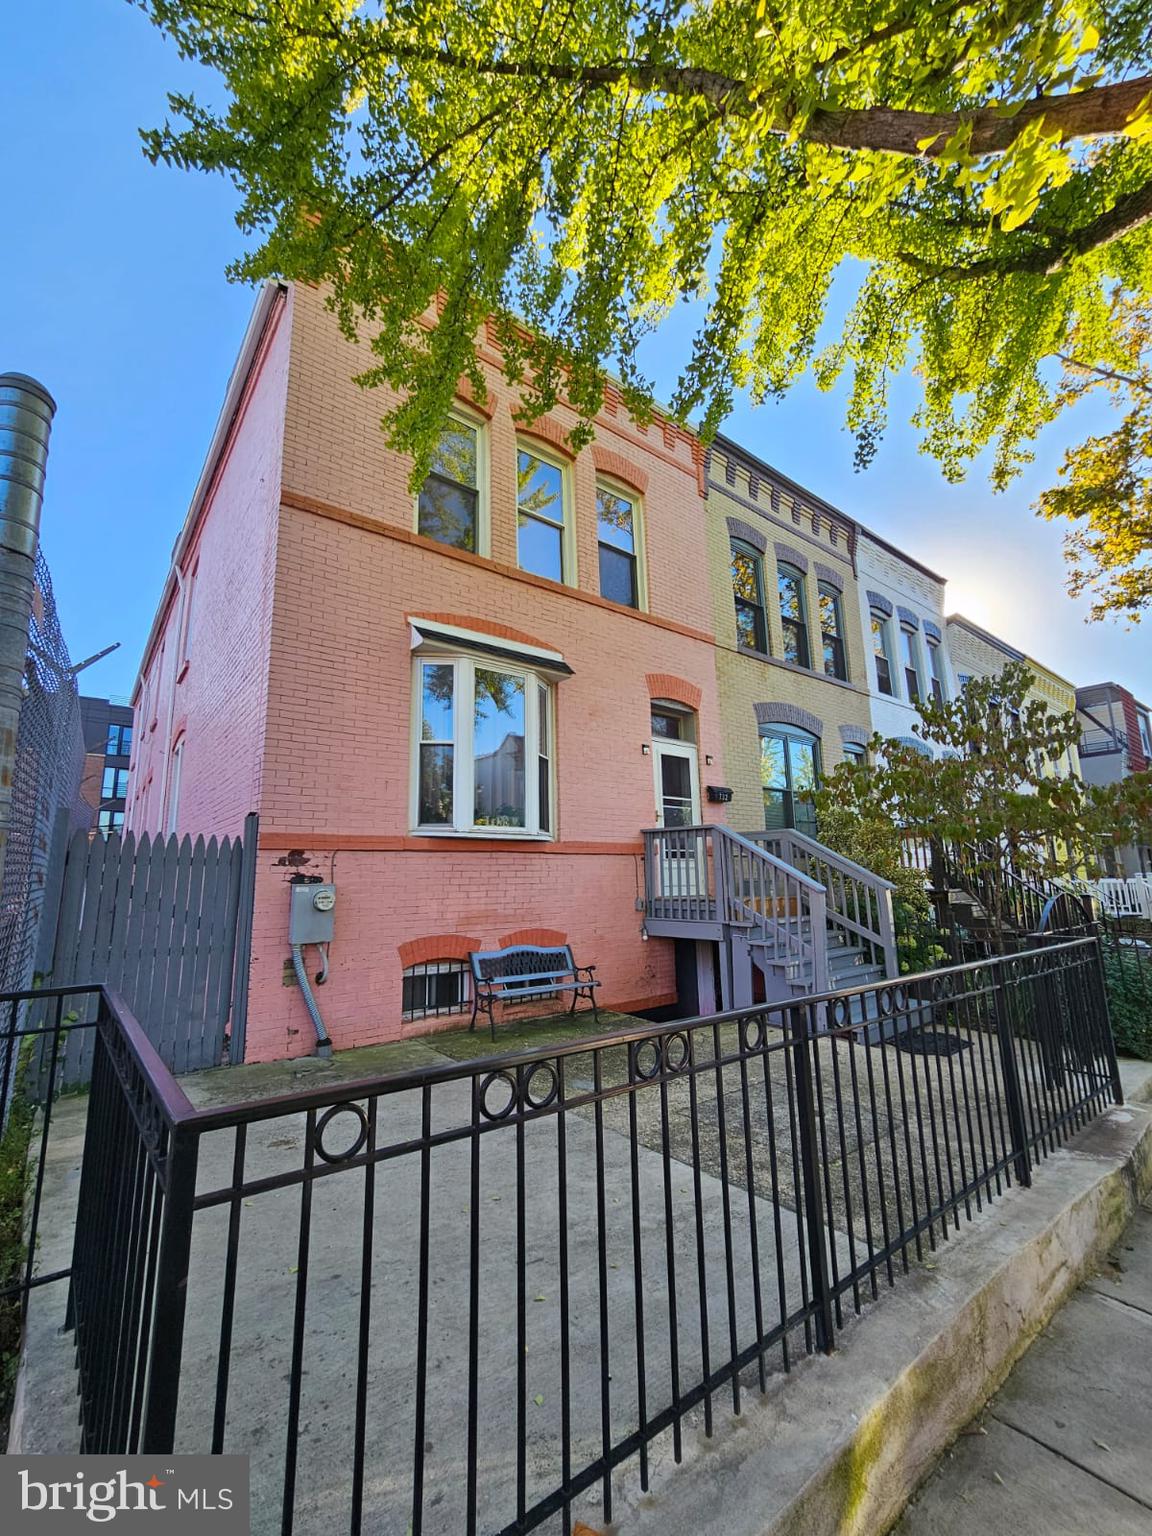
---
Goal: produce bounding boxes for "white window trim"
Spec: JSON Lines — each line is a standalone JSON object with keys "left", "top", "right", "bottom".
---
{"left": 871, "top": 612, "right": 896, "bottom": 695}
{"left": 413, "top": 406, "right": 490, "bottom": 559}
{"left": 595, "top": 475, "right": 648, "bottom": 612}
{"left": 516, "top": 439, "right": 577, "bottom": 588}
{"left": 899, "top": 624, "right": 923, "bottom": 702}
{"left": 410, "top": 653, "right": 556, "bottom": 839}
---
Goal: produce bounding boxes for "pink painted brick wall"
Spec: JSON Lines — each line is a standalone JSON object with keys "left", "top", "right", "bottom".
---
{"left": 127, "top": 291, "right": 291, "bottom": 840}
{"left": 128, "top": 282, "right": 729, "bottom": 1060}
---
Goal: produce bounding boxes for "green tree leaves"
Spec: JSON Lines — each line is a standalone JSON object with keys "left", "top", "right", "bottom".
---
{"left": 138, "top": 0, "right": 1152, "bottom": 542}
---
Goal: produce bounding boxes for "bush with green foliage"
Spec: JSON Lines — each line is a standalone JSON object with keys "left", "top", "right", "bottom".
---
{"left": 810, "top": 788, "right": 946, "bottom": 975}
{"left": 1102, "top": 946, "right": 1152, "bottom": 1060}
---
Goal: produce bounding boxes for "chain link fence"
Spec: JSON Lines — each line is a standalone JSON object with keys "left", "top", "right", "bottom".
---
{"left": 0, "top": 549, "right": 86, "bottom": 997}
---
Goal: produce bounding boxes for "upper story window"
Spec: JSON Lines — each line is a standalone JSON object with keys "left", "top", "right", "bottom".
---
{"left": 97, "top": 809, "right": 124, "bottom": 838}
{"left": 414, "top": 656, "right": 554, "bottom": 836}
{"left": 418, "top": 415, "right": 482, "bottom": 553}
{"left": 105, "top": 723, "right": 132, "bottom": 758}
{"left": 1138, "top": 711, "right": 1152, "bottom": 758}
{"left": 927, "top": 637, "right": 947, "bottom": 702}
{"left": 818, "top": 584, "right": 846, "bottom": 681}
{"left": 871, "top": 613, "right": 895, "bottom": 696}
{"left": 900, "top": 626, "right": 921, "bottom": 702}
{"left": 102, "top": 766, "right": 130, "bottom": 802}
{"left": 731, "top": 541, "right": 768, "bottom": 653}
{"left": 596, "top": 482, "right": 642, "bottom": 609}
{"left": 517, "top": 446, "right": 570, "bottom": 583}
{"left": 777, "top": 564, "right": 810, "bottom": 668}
{"left": 842, "top": 742, "right": 867, "bottom": 768}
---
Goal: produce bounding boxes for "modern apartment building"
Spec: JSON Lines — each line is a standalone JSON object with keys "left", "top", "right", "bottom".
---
{"left": 855, "top": 532, "right": 956, "bottom": 753}
{"left": 1076, "top": 681, "right": 1152, "bottom": 875}
{"left": 127, "top": 281, "right": 729, "bottom": 1058}
{"left": 79, "top": 694, "right": 134, "bottom": 836}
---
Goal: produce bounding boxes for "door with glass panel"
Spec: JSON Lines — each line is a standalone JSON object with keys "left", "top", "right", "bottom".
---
{"left": 651, "top": 707, "right": 703, "bottom": 903}
{"left": 760, "top": 726, "right": 820, "bottom": 837}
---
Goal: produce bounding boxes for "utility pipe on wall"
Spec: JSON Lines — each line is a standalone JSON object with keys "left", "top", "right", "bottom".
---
{"left": 0, "top": 373, "right": 55, "bottom": 893}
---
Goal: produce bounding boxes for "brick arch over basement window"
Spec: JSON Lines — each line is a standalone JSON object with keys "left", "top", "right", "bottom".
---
{"left": 398, "top": 934, "right": 482, "bottom": 968}
{"left": 499, "top": 927, "right": 569, "bottom": 949}
{"left": 513, "top": 415, "right": 576, "bottom": 459}
{"left": 645, "top": 674, "right": 702, "bottom": 712}
{"left": 406, "top": 613, "right": 556, "bottom": 653}
{"left": 591, "top": 446, "right": 649, "bottom": 496}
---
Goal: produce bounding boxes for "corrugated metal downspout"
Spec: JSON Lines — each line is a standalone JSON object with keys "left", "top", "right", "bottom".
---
{"left": 0, "top": 373, "right": 56, "bottom": 887}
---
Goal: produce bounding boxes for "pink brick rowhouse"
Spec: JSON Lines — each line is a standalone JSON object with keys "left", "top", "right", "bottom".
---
{"left": 127, "top": 283, "right": 727, "bottom": 1060}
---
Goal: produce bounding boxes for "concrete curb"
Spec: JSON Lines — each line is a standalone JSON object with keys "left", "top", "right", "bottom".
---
{"left": 611, "top": 1092, "right": 1152, "bottom": 1536}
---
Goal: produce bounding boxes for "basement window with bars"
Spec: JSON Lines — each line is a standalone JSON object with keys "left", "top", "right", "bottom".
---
{"left": 402, "top": 960, "right": 471, "bottom": 1020}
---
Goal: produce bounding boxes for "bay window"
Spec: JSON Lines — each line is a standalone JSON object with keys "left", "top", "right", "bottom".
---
{"left": 418, "top": 415, "right": 483, "bottom": 552}
{"left": 414, "top": 656, "right": 554, "bottom": 835}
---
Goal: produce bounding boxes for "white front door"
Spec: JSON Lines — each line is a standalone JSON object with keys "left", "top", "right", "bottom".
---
{"left": 652, "top": 739, "right": 700, "bottom": 828}
{"left": 652, "top": 740, "right": 703, "bottom": 899}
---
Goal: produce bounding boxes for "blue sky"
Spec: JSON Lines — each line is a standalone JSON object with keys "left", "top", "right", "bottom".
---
{"left": 2, "top": 2, "right": 1148, "bottom": 704}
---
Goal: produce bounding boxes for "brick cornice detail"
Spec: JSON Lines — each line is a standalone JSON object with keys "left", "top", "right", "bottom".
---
{"left": 398, "top": 933, "right": 482, "bottom": 967}
{"left": 407, "top": 612, "right": 555, "bottom": 652}
{"left": 646, "top": 673, "right": 703, "bottom": 711}
{"left": 591, "top": 446, "right": 649, "bottom": 495}
{"left": 499, "top": 927, "right": 568, "bottom": 949}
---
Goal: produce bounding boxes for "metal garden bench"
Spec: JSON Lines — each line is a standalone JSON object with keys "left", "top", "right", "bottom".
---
{"left": 468, "top": 943, "right": 601, "bottom": 1040}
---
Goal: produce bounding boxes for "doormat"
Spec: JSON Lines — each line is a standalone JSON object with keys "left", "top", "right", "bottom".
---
{"left": 896, "top": 1028, "right": 971, "bottom": 1057}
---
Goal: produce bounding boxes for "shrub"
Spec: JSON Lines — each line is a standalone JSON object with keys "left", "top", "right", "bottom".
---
{"left": 1102, "top": 946, "right": 1152, "bottom": 1059}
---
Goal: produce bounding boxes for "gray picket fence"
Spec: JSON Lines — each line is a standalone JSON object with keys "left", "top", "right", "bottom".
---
{"left": 37, "top": 814, "right": 257, "bottom": 1089}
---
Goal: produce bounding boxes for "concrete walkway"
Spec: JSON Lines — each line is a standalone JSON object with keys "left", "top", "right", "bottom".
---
{"left": 898, "top": 1197, "right": 1152, "bottom": 1534}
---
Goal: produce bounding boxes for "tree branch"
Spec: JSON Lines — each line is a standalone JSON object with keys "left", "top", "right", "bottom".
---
{"left": 897, "top": 178, "right": 1152, "bottom": 279}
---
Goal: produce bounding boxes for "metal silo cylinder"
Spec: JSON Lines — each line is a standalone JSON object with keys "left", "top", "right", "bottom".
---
{"left": 0, "top": 373, "right": 56, "bottom": 885}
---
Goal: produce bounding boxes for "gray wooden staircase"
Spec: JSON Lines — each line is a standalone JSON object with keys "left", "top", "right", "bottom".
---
{"left": 642, "top": 824, "right": 898, "bottom": 1011}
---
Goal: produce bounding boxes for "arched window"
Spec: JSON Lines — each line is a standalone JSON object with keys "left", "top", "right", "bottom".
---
{"left": 731, "top": 540, "right": 767, "bottom": 652}
{"left": 777, "top": 563, "right": 810, "bottom": 668}
{"left": 760, "top": 724, "right": 821, "bottom": 836}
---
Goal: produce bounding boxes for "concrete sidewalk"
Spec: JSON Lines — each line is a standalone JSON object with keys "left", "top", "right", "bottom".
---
{"left": 898, "top": 1197, "right": 1152, "bottom": 1534}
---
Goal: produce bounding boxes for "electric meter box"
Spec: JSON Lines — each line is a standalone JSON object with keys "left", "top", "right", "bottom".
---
{"left": 289, "top": 882, "right": 337, "bottom": 944}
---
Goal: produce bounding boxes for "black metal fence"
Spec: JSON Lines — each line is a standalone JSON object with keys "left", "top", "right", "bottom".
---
{"left": 0, "top": 986, "right": 104, "bottom": 1323}
{"left": 22, "top": 940, "right": 1124, "bottom": 1533}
